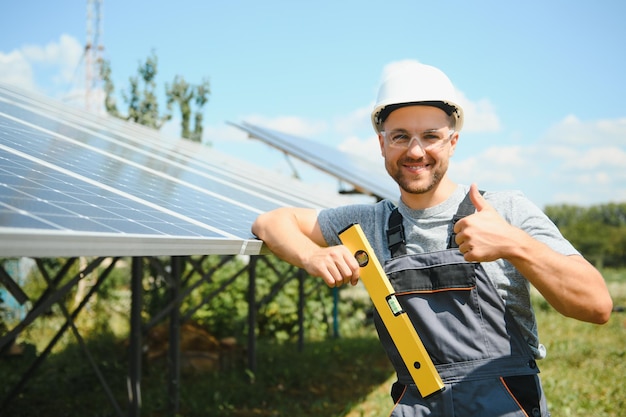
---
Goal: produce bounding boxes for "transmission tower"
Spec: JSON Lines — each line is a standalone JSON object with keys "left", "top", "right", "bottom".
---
{"left": 85, "top": 0, "right": 104, "bottom": 113}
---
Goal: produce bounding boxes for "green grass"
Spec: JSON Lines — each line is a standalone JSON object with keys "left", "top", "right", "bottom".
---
{"left": 533, "top": 268, "right": 626, "bottom": 417}
{"left": 2, "top": 268, "right": 625, "bottom": 416}
{"left": 1, "top": 332, "right": 395, "bottom": 417}
{"left": 538, "top": 312, "right": 625, "bottom": 417}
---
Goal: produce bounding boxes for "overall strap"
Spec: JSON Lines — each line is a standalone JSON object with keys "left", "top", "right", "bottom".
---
{"left": 386, "top": 190, "right": 486, "bottom": 256}
{"left": 386, "top": 207, "right": 406, "bottom": 257}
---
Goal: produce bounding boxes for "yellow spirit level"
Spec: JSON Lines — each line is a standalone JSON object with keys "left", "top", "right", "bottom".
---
{"left": 339, "top": 223, "right": 444, "bottom": 398}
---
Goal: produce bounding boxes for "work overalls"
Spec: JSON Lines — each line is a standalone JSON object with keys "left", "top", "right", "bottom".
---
{"left": 375, "top": 194, "right": 549, "bottom": 417}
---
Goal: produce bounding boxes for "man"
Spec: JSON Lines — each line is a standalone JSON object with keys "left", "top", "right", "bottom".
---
{"left": 251, "top": 62, "right": 613, "bottom": 416}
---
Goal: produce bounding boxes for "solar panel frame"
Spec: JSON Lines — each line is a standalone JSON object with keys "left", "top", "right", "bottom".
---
{"left": 0, "top": 227, "right": 263, "bottom": 258}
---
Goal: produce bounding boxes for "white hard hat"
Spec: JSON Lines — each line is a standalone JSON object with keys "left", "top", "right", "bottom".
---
{"left": 371, "top": 63, "right": 464, "bottom": 133}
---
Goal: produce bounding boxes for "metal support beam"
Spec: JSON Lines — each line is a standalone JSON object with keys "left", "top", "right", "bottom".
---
{"left": 0, "top": 257, "right": 117, "bottom": 414}
{"left": 247, "top": 256, "right": 258, "bottom": 373}
{"left": 0, "top": 263, "right": 29, "bottom": 305}
{"left": 298, "top": 268, "right": 305, "bottom": 351}
{"left": 168, "top": 256, "right": 182, "bottom": 415}
{"left": 128, "top": 257, "right": 143, "bottom": 417}
{"left": 0, "top": 258, "right": 85, "bottom": 351}
{"left": 333, "top": 287, "right": 340, "bottom": 338}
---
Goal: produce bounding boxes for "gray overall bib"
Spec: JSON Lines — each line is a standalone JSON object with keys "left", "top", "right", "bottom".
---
{"left": 375, "top": 193, "right": 550, "bottom": 416}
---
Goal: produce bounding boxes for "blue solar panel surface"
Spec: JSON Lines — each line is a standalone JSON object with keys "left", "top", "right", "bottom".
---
{"left": 231, "top": 121, "right": 398, "bottom": 201}
{"left": 0, "top": 84, "right": 353, "bottom": 257}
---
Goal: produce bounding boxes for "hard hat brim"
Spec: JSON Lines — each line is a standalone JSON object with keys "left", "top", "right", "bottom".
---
{"left": 372, "top": 101, "right": 464, "bottom": 133}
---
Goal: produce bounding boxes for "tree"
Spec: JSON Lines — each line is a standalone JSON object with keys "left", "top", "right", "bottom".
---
{"left": 545, "top": 202, "right": 626, "bottom": 268}
{"left": 126, "top": 51, "right": 170, "bottom": 129}
{"left": 100, "top": 59, "right": 119, "bottom": 118}
{"left": 100, "top": 51, "right": 210, "bottom": 142}
{"left": 166, "top": 76, "right": 211, "bottom": 142}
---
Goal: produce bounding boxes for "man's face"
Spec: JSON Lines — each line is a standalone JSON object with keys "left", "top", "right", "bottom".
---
{"left": 378, "top": 105, "right": 458, "bottom": 196}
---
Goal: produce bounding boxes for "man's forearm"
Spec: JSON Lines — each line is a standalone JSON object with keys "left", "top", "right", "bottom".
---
{"left": 506, "top": 230, "right": 612, "bottom": 324}
{"left": 252, "top": 207, "right": 328, "bottom": 268}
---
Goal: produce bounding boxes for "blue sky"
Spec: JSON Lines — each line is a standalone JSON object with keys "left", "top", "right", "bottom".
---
{"left": 1, "top": 0, "right": 625, "bottom": 208}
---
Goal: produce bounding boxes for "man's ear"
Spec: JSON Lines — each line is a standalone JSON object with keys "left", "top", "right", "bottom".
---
{"left": 449, "top": 132, "right": 459, "bottom": 156}
{"left": 378, "top": 133, "right": 386, "bottom": 157}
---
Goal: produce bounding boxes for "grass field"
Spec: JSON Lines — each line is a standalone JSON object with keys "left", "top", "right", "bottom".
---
{"left": 1, "top": 268, "right": 624, "bottom": 416}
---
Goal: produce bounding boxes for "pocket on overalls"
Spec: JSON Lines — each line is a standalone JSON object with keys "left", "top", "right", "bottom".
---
{"left": 387, "top": 256, "right": 487, "bottom": 364}
{"left": 390, "top": 383, "right": 449, "bottom": 417}
{"left": 500, "top": 374, "right": 548, "bottom": 417}
{"left": 391, "top": 381, "right": 406, "bottom": 404}
{"left": 445, "top": 376, "right": 546, "bottom": 416}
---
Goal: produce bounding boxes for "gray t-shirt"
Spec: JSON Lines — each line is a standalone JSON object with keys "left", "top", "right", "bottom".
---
{"left": 318, "top": 184, "right": 578, "bottom": 358}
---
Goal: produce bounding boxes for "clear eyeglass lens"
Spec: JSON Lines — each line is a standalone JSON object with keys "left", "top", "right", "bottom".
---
{"left": 384, "top": 130, "right": 453, "bottom": 150}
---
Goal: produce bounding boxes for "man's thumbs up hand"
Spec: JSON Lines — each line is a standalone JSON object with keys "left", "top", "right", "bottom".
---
{"left": 454, "top": 184, "right": 517, "bottom": 262}
{"left": 469, "top": 183, "right": 490, "bottom": 212}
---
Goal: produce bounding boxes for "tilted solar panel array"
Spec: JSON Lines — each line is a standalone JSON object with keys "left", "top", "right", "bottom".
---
{"left": 232, "top": 121, "right": 397, "bottom": 201}
{"left": 0, "top": 84, "right": 355, "bottom": 258}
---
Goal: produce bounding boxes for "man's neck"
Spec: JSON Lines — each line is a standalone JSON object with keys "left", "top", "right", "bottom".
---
{"left": 400, "top": 178, "right": 458, "bottom": 210}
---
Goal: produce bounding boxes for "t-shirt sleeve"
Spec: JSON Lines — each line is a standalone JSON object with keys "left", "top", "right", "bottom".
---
{"left": 318, "top": 204, "right": 375, "bottom": 246}
{"left": 317, "top": 201, "right": 393, "bottom": 259}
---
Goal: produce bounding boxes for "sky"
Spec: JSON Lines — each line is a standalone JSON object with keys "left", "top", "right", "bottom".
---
{"left": 1, "top": 0, "right": 625, "bottom": 209}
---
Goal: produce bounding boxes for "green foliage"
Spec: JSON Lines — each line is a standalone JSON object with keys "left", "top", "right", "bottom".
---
{"left": 175, "top": 255, "right": 369, "bottom": 342}
{"left": 182, "top": 256, "right": 250, "bottom": 338}
{"left": 125, "top": 51, "right": 170, "bottom": 129}
{"left": 1, "top": 254, "right": 369, "bottom": 353}
{"left": 100, "top": 59, "right": 119, "bottom": 117}
{"left": 545, "top": 202, "right": 626, "bottom": 268}
{"left": 0, "top": 297, "right": 8, "bottom": 337}
{"left": 166, "top": 75, "right": 211, "bottom": 142}
{"left": 100, "top": 50, "right": 172, "bottom": 129}
{"left": 99, "top": 51, "right": 211, "bottom": 142}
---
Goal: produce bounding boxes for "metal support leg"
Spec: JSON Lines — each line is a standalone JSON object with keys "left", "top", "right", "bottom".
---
{"left": 168, "top": 256, "right": 182, "bottom": 414}
{"left": 247, "top": 256, "right": 257, "bottom": 374}
{"left": 298, "top": 268, "right": 305, "bottom": 351}
{"left": 128, "top": 257, "right": 143, "bottom": 417}
{"left": 333, "top": 287, "right": 340, "bottom": 338}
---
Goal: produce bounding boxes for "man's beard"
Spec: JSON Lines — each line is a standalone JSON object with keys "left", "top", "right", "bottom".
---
{"left": 386, "top": 157, "right": 447, "bottom": 194}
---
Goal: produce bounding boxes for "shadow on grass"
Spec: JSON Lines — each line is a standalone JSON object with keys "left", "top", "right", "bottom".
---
{"left": 1, "top": 332, "right": 395, "bottom": 417}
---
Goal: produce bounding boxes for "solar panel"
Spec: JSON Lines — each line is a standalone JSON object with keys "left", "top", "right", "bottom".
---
{"left": 231, "top": 121, "right": 398, "bottom": 201}
{"left": 0, "top": 83, "right": 355, "bottom": 258}
{"left": 0, "top": 87, "right": 344, "bottom": 210}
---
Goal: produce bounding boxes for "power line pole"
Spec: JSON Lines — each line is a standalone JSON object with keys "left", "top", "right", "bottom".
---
{"left": 85, "top": 0, "right": 104, "bottom": 113}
